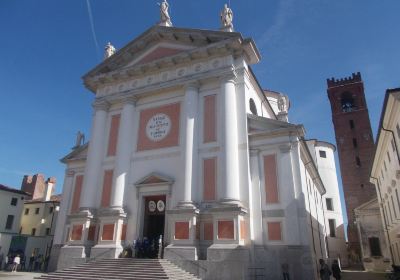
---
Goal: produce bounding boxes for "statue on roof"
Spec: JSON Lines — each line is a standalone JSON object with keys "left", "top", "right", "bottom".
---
{"left": 104, "top": 42, "right": 116, "bottom": 60}
{"left": 220, "top": 4, "right": 234, "bottom": 32}
{"left": 74, "top": 131, "right": 85, "bottom": 149}
{"left": 158, "top": 0, "right": 172, "bottom": 27}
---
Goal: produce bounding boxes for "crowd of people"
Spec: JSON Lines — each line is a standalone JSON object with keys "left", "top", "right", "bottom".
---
{"left": 0, "top": 252, "right": 50, "bottom": 273}
{"left": 120, "top": 237, "right": 162, "bottom": 259}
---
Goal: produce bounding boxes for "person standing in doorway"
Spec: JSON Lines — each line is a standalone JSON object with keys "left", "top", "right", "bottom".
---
{"left": 11, "top": 255, "right": 20, "bottom": 272}
{"left": 319, "top": 259, "right": 331, "bottom": 280}
{"left": 331, "top": 260, "right": 341, "bottom": 280}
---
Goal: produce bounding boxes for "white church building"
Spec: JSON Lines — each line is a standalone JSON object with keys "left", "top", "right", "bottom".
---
{"left": 51, "top": 4, "right": 347, "bottom": 279}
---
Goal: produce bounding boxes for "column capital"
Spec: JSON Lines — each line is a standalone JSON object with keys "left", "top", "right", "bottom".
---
{"left": 65, "top": 169, "right": 75, "bottom": 177}
{"left": 92, "top": 100, "right": 111, "bottom": 111}
{"left": 121, "top": 96, "right": 137, "bottom": 106}
{"left": 219, "top": 71, "right": 237, "bottom": 84}
{"left": 184, "top": 81, "right": 200, "bottom": 91}
{"left": 279, "top": 144, "right": 292, "bottom": 153}
{"left": 249, "top": 149, "right": 260, "bottom": 157}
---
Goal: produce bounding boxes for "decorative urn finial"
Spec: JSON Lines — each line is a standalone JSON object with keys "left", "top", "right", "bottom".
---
{"left": 158, "top": 0, "right": 172, "bottom": 27}
{"left": 220, "top": 4, "right": 234, "bottom": 32}
{"left": 104, "top": 42, "right": 116, "bottom": 60}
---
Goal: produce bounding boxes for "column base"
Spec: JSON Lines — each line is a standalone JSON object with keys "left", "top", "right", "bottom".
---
{"left": 207, "top": 244, "right": 250, "bottom": 262}
{"left": 91, "top": 244, "right": 124, "bottom": 259}
{"left": 219, "top": 198, "right": 243, "bottom": 207}
{"left": 57, "top": 245, "right": 89, "bottom": 271}
{"left": 176, "top": 200, "right": 197, "bottom": 209}
{"left": 164, "top": 245, "right": 198, "bottom": 260}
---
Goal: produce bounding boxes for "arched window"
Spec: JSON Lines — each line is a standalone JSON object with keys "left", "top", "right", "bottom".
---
{"left": 341, "top": 92, "right": 356, "bottom": 112}
{"left": 249, "top": 98, "right": 258, "bottom": 115}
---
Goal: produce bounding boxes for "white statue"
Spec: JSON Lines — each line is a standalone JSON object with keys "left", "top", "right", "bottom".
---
{"left": 220, "top": 4, "right": 233, "bottom": 31}
{"left": 104, "top": 42, "right": 116, "bottom": 60}
{"left": 158, "top": 0, "right": 172, "bottom": 27}
{"left": 74, "top": 131, "right": 85, "bottom": 148}
{"left": 278, "top": 96, "right": 287, "bottom": 113}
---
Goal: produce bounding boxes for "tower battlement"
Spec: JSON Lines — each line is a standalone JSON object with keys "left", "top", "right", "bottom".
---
{"left": 327, "top": 72, "right": 362, "bottom": 88}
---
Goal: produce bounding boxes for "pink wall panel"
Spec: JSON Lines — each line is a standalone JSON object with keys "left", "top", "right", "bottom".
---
{"left": 71, "top": 175, "right": 83, "bottom": 213}
{"left": 203, "top": 222, "right": 213, "bottom": 241}
{"left": 267, "top": 222, "right": 282, "bottom": 241}
{"left": 264, "top": 154, "right": 279, "bottom": 203}
{"left": 137, "top": 47, "right": 183, "bottom": 65}
{"left": 107, "top": 114, "right": 121, "bottom": 157}
{"left": 137, "top": 103, "right": 180, "bottom": 151}
{"left": 218, "top": 220, "right": 234, "bottom": 240}
{"left": 203, "top": 95, "right": 216, "bottom": 143}
{"left": 71, "top": 224, "right": 83, "bottom": 241}
{"left": 102, "top": 224, "right": 115, "bottom": 241}
{"left": 101, "top": 170, "right": 114, "bottom": 208}
{"left": 203, "top": 157, "right": 217, "bottom": 201}
{"left": 175, "top": 221, "right": 189, "bottom": 240}
{"left": 240, "top": 220, "right": 246, "bottom": 240}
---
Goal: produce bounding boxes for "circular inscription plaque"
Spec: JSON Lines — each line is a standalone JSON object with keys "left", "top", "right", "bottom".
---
{"left": 148, "top": 201, "right": 156, "bottom": 212}
{"left": 146, "top": 113, "right": 171, "bottom": 142}
{"left": 157, "top": 200, "right": 165, "bottom": 212}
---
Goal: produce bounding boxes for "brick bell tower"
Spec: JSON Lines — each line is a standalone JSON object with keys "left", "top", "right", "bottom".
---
{"left": 327, "top": 72, "right": 376, "bottom": 261}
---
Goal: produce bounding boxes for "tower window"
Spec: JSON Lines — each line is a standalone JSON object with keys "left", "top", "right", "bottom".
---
{"left": 391, "top": 139, "right": 396, "bottom": 152}
{"left": 349, "top": 120, "right": 355, "bottom": 129}
{"left": 31, "top": 228, "right": 36, "bottom": 236}
{"left": 326, "top": 198, "right": 334, "bottom": 211}
{"left": 341, "top": 92, "right": 356, "bottom": 112}
{"left": 356, "top": 156, "right": 361, "bottom": 167}
{"left": 397, "top": 124, "right": 400, "bottom": 139}
{"left": 328, "top": 219, "right": 336, "bottom": 237}
{"left": 352, "top": 138, "right": 358, "bottom": 148}
{"left": 10, "top": 197, "right": 18, "bottom": 206}
{"left": 387, "top": 152, "right": 391, "bottom": 163}
{"left": 5, "top": 215, "right": 14, "bottom": 230}
{"left": 319, "top": 150, "right": 327, "bottom": 158}
{"left": 249, "top": 98, "right": 258, "bottom": 115}
{"left": 384, "top": 161, "right": 387, "bottom": 172}
{"left": 24, "top": 208, "right": 29, "bottom": 215}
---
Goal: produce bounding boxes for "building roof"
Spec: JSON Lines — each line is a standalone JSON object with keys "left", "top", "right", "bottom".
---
{"left": 24, "top": 194, "right": 62, "bottom": 204}
{"left": 0, "top": 184, "right": 31, "bottom": 196}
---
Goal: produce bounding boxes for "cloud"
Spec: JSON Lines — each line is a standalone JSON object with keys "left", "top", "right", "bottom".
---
{"left": 257, "top": 0, "right": 296, "bottom": 49}
{"left": 86, "top": 0, "right": 100, "bottom": 60}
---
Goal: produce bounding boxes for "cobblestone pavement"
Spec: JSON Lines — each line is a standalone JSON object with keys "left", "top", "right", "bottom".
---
{"left": 0, "top": 271, "right": 45, "bottom": 279}
{"left": 342, "top": 270, "right": 387, "bottom": 280}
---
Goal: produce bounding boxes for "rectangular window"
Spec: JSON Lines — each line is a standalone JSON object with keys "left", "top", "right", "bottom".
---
{"left": 319, "top": 150, "right": 327, "bottom": 158}
{"left": 356, "top": 156, "right": 361, "bottom": 167}
{"left": 101, "top": 170, "right": 114, "bottom": 208}
{"left": 203, "top": 157, "right": 217, "bottom": 201}
{"left": 10, "top": 197, "right": 18, "bottom": 206}
{"left": 24, "top": 208, "right": 29, "bottom": 215}
{"left": 45, "top": 228, "right": 51, "bottom": 235}
{"left": 397, "top": 124, "right": 400, "bottom": 139}
{"left": 369, "top": 237, "right": 382, "bottom": 256}
{"left": 384, "top": 161, "right": 387, "bottom": 172}
{"left": 5, "top": 215, "right": 14, "bottom": 230}
{"left": 388, "top": 152, "right": 391, "bottom": 163}
{"left": 328, "top": 219, "right": 336, "bottom": 237}
{"left": 49, "top": 207, "right": 54, "bottom": 214}
{"left": 326, "top": 198, "right": 334, "bottom": 211}
{"left": 352, "top": 138, "right": 358, "bottom": 148}
{"left": 71, "top": 175, "right": 84, "bottom": 213}
{"left": 35, "top": 208, "right": 40, "bottom": 214}
{"left": 203, "top": 95, "right": 216, "bottom": 143}
{"left": 107, "top": 114, "right": 121, "bottom": 157}
{"left": 388, "top": 202, "right": 394, "bottom": 224}
{"left": 264, "top": 154, "right": 279, "bottom": 203}
{"left": 392, "top": 139, "right": 396, "bottom": 152}
{"left": 349, "top": 120, "right": 355, "bottom": 129}
{"left": 31, "top": 228, "right": 36, "bottom": 236}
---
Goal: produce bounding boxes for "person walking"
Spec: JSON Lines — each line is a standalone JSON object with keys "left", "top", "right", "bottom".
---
{"left": 331, "top": 260, "right": 341, "bottom": 280}
{"left": 28, "top": 253, "right": 35, "bottom": 272}
{"left": 11, "top": 255, "right": 20, "bottom": 273}
{"left": 281, "top": 263, "right": 290, "bottom": 280}
{"left": 319, "top": 259, "right": 331, "bottom": 280}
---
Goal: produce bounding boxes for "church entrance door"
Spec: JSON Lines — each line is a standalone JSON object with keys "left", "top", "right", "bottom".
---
{"left": 143, "top": 195, "right": 166, "bottom": 241}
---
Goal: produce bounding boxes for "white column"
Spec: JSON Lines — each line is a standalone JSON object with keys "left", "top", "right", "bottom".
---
{"left": 80, "top": 100, "right": 110, "bottom": 210}
{"left": 220, "top": 74, "right": 240, "bottom": 204}
{"left": 178, "top": 83, "right": 199, "bottom": 208}
{"left": 249, "top": 151, "right": 263, "bottom": 245}
{"left": 110, "top": 98, "right": 136, "bottom": 209}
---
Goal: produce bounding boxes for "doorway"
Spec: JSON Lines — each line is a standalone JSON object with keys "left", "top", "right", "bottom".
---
{"left": 143, "top": 195, "right": 166, "bottom": 241}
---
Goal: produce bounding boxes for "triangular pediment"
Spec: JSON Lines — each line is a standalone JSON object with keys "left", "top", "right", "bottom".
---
{"left": 60, "top": 143, "right": 89, "bottom": 163}
{"left": 355, "top": 198, "right": 379, "bottom": 212}
{"left": 247, "top": 114, "right": 302, "bottom": 134}
{"left": 83, "top": 25, "right": 260, "bottom": 92}
{"left": 134, "top": 172, "right": 174, "bottom": 186}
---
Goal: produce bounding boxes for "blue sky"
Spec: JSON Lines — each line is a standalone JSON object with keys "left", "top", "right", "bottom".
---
{"left": 0, "top": 1, "right": 399, "bottom": 228}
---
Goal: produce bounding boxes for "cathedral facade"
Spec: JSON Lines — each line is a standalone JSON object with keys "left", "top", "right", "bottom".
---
{"left": 51, "top": 7, "right": 346, "bottom": 279}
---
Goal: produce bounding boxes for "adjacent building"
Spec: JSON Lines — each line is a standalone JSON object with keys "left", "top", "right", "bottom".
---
{"left": 370, "top": 88, "right": 400, "bottom": 269}
{"left": 327, "top": 73, "right": 377, "bottom": 263}
{"left": 0, "top": 184, "right": 31, "bottom": 267}
{"left": 51, "top": 6, "right": 346, "bottom": 279}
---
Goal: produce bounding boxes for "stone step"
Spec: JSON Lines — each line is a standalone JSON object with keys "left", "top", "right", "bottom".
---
{"left": 36, "top": 258, "right": 201, "bottom": 280}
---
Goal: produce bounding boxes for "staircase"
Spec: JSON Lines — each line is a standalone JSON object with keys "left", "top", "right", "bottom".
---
{"left": 36, "top": 258, "right": 201, "bottom": 280}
